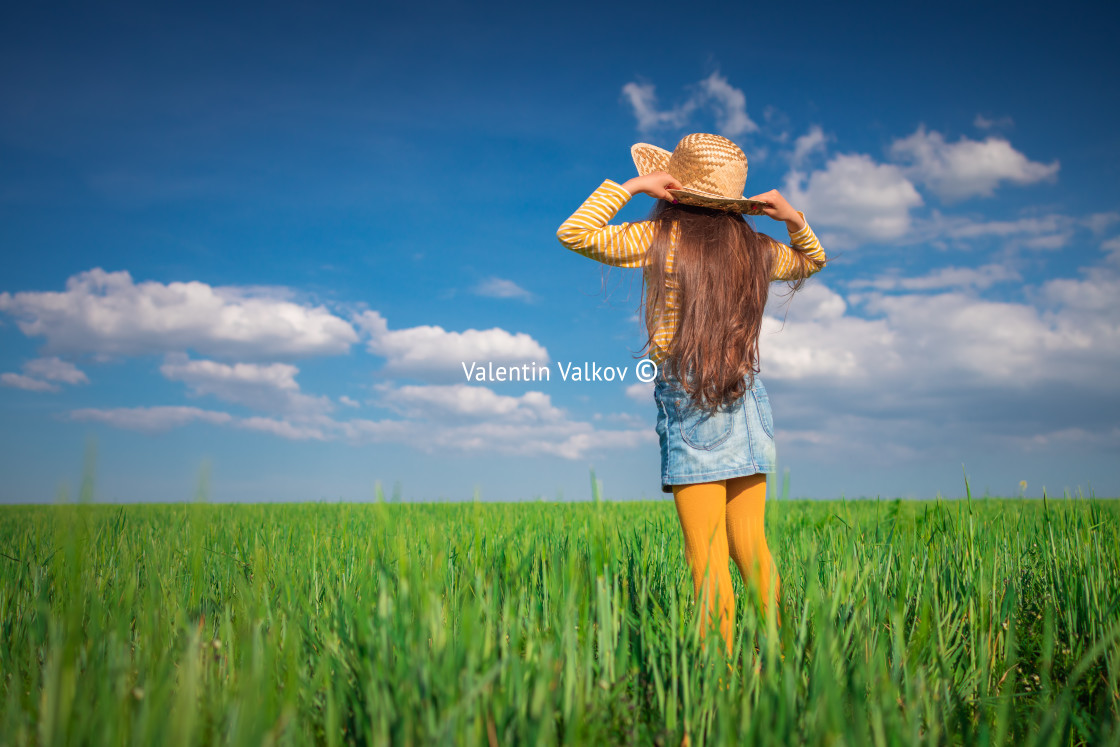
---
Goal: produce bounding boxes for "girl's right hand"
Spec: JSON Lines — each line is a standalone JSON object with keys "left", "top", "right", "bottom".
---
{"left": 747, "top": 189, "right": 807, "bottom": 232}
{"left": 622, "top": 171, "right": 683, "bottom": 202}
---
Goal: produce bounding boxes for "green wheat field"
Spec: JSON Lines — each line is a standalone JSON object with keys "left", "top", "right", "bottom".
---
{"left": 2, "top": 484, "right": 1119, "bottom": 746}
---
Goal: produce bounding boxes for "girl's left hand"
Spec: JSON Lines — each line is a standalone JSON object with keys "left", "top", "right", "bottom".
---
{"left": 622, "top": 171, "right": 684, "bottom": 202}
{"left": 747, "top": 189, "right": 806, "bottom": 231}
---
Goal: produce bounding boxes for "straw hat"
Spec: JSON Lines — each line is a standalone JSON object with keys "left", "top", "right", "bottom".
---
{"left": 630, "top": 133, "right": 769, "bottom": 215}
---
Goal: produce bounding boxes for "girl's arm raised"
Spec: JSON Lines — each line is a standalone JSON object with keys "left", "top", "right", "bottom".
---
{"left": 555, "top": 179, "right": 662, "bottom": 268}
{"left": 768, "top": 213, "right": 827, "bottom": 280}
{"left": 748, "top": 189, "right": 827, "bottom": 280}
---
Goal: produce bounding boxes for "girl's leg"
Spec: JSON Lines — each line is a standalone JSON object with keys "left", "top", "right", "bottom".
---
{"left": 672, "top": 480, "right": 736, "bottom": 657}
{"left": 725, "top": 473, "right": 781, "bottom": 624}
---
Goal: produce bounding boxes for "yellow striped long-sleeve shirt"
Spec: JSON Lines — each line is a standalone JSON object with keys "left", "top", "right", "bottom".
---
{"left": 556, "top": 179, "right": 827, "bottom": 363}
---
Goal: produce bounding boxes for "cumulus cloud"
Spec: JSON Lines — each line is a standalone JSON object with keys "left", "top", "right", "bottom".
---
{"left": 159, "top": 354, "right": 332, "bottom": 416}
{"left": 626, "top": 381, "right": 654, "bottom": 403}
{"left": 1103, "top": 236, "right": 1120, "bottom": 265}
{"left": 20, "top": 292, "right": 644, "bottom": 458}
{"left": 1, "top": 373, "right": 59, "bottom": 392}
{"left": 359, "top": 381, "right": 651, "bottom": 458}
{"left": 0, "top": 268, "right": 358, "bottom": 359}
{"left": 375, "top": 382, "right": 565, "bottom": 423}
{"left": 889, "top": 126, "right": 1059, "bottom": 202}
{"left": 790, "top": 125, "right": 828, "bottom": 167}
{"left": 1086, "top": 212, "right": 1120, "bottom": 235}
{"left": 622, "top": 71, "right": 755, "bottom": 138}
{"left": 698, "top": 71, "right": 757, "bottom": 137}
{"left": 1040, "top": 267, "right": 1120, "bottom": 316}
{"left": 763, "top": 267, "right": 1120, "bottom": 391}
{"left": 974, "top": 114, "right": 1014, "bottom": 130}
{"left": 25, "top": 357, "right": 89, "bottom": 384}
{"left": 342, "top": 416, "right": 651, "bottom": 460}
{"left": 904, "top": 212, "right": 1073, "bottom": 252}
{"left": 621, "top": 81, "right": 696, "bottom": 132}
{"left": 69, "top": 406, "right": 233, "bottom": 432}
{"left": 783, "top": 153, "right": 924, "bottom": 245}
{"left": 937, "top": 214, "right": 1065, "bottom": 241}
{"left": 776, "top": 127, "right": 1061, "bottom": 247}
{"left": 473, "top": 277, "right": 534, "bottom": 302}
{"left": 1, "top": 357, "right": 89, "bottom": 392}
{"left": 762, "top": 284, "right": 892, "bottom": 381}
{"left": 753, "top": 261, "right": 1120, "bottom": 486}
{"left": 850, "top": 264, "right": 1021, "bottom": 292}
{"left": 1021, "top": 233, "right": 1071, "bottom": 250}
{"left": 353, "top": 380, "right": 652, "bottom": 458}
{"left": 356, "top": 310, "right": 549, "bottom": 381}
{"left": 67, "top": 381, "right": 652, "bottom": 459}
{"left": 359, "top": 414, "right": 652, "bottom": 459}
{"left": 236, "top": 416, "right": 329, "bottom": 441}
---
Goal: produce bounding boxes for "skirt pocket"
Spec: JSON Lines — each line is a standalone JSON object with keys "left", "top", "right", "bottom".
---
{"left": 751, "top": 378, "right": 775, "bottom": 438}
{"left": 671, "top": 394, "right": 735, "bottom": 450}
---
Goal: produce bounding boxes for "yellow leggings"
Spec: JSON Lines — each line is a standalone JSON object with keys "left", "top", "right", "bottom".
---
{"left": 672, "top": 473, "right": 780, "bottom": 657}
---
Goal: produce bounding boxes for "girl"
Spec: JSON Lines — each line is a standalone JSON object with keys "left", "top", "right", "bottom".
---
{"left": 555, "top": 133, "right": 827, "bottom": 657}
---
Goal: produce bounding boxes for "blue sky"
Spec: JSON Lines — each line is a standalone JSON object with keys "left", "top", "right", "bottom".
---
{"left": 2, "top": 0, "right": 1118, "bottom": 502}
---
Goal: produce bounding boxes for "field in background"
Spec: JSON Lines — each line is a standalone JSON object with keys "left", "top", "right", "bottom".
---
{"left": 2, "top": 494, "right": 1118, "bottom": 746}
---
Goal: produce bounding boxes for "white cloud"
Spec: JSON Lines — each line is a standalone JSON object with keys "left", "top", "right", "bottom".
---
{"left": 626, "top": 381, "right": 653, "bottom": 402}
{"left": 621, "top": 82, "right": 696, "bottom": 132}
{"left": 850, "top": 264, "right": 1021, "bottom": 292}
{"left": 1, "top": 372, "right": 59, "bottom": 392}
{"left": 889, "top": 126, "right": 1059, "bottom": 202}
{"left": 1085, "top": 212, "right": 1120, "bottom": 235}
{"left": 236, "top": 417, "right": 328, "bottom": 441}
{"left": 1, "top": 356, "right": 89, "bottom": 392}
{"left": 1021, "top": 232, "right": 1071, "bottom": 250}
{"left": 27, "top": 296, "right": 644, "bottom": 458}
{"left": 905, "top": 212, "right": 1072, "bottom": 252}
{"left": 342, "top": 416, "right": 652, "bottom": 460}
{"left": 69, "top": 406, "right": 233, "bottom": 432}
{"left": 1103, "top": 237, "right": 1120, "bottom": 265}
{"left": 1040, "top": 269, "right": 1120, "bottom": 315}
{"left": 621, "top": 72, "right": 756, "bottom": 138}
{"left": 783, "top": 153, "right": 923, "bottom": 245}
{"left": 0, "top": 268, "right": 358, "bottom": 359}
{"left": 356, "top": 310, "right": 549, "bottom": 381}
{"left": 974, "top": 114, "right": 1013, "bottom": 130}
{"left": 24, "top": 357, "right": 89, "bottom": 384}
{"left": 698, "top": 71, "right": 757, "bottom": 137}
{"left": 159, "top": 354, "right": 332, "bottom": 416}
{"left": 473, "top": 277, "right": 534, "bottom": 302}
{"left": 594, "top": 410, "right": 646, "bottom": 427}
{"left": 858, "top": 292, "right": 1071, "bottom": 381}
{"left": 763, "top": 270, "right": 1120, "bottom": 389}
{"left": 935, "top": 214, "right": 1064, "bottom": 241}
{"left": 66, "top": 382, "right": 653, "bottom": 459}
{"left": 376, "top": 382, "right": 565, "bottom": 423}
{"left": 762, "top": 284, "right": 892, "bottom": 381}
{"left": 790, "top": 125, "right": 827, "bottom": 167}
{"left": 751, "top": 264, "right": 1120, "bottom": 485}
{"left": 762, "top": 105, "right": 791, "bottom": 142}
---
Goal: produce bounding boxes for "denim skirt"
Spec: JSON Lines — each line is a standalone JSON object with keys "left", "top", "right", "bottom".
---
{"left": 653, "top": 371, "right": 777, "bottom": 493}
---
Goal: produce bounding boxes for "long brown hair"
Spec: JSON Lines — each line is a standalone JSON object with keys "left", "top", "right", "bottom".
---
{"left": 642, "top": 200, "right": 807, "bottom": 412}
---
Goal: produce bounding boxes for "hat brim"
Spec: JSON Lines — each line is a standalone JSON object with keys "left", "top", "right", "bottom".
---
{"left": 631, "top": 143, "right": 671, "bottom": 176}
{"left": 668, "top": 189, "right": 771, "bottom": 216}
{"left": 633, "top": 142, "right": 767, "bottom": 215}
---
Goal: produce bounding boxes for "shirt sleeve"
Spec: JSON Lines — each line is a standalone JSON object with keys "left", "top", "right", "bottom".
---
{"left": 768, "top": 211, "right": 827, "bottom": 281}
{"left": 555, "top": 179, "right": 655, "bottom": 268}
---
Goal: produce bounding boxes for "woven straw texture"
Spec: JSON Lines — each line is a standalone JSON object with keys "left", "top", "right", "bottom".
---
{"left": 631, "top": 133, "right": 764, "bottom": 213}
{"left": 667, "top": 190, "right": 770, "bottom": 215}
